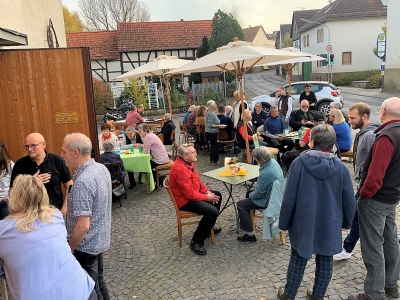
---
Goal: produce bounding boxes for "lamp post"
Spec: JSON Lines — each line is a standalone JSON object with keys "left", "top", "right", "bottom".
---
{"left": 300, "top": 19, "right": 331, "bottom": 82}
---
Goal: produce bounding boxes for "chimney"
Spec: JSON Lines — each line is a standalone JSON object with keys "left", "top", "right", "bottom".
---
{"left": 181, "top": 19, "right": 183, "bottom": 21}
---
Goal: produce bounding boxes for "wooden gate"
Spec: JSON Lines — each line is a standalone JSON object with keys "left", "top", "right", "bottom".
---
{"left": 0, "top": 47, "right": 98, "bottom": 162}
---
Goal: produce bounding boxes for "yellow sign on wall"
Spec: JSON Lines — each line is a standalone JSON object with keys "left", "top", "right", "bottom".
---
{"left": 55, "top": 111, "right": 79, "bottom": 124}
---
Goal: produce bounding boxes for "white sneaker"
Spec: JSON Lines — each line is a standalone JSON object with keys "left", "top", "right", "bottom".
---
{"left": 333, "top": 249, "right": 352, "bottom": 261}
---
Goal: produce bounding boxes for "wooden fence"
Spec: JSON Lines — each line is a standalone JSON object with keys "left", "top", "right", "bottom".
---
{"left": 0, "top": 47, "right": 98, "bottom": 162}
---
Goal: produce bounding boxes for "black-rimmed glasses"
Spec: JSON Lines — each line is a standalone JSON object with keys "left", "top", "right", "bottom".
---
{"left": 23, "top": 142, "right": 44, "bottom": 150}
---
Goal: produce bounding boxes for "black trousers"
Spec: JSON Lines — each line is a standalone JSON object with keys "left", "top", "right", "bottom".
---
{"left": 206, "top": 132, "right": 219, "bottom": 163}
{"left": 180, "top": 191, "right": 222, "bottom": 246}
{"left": 74, "top": 251, "right": 110, "bottom": 300}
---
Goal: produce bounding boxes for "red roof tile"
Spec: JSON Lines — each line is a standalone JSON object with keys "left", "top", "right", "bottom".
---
{"left": 66, "top": 31, "right": 118, "bottom": 59}
{"left": 117, "top": 20, "right": 212, "bottom": 51}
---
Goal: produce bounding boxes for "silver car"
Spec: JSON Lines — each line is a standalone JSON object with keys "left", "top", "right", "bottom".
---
{"left": 248, "top": 81, "right": 344, "bottom": 116}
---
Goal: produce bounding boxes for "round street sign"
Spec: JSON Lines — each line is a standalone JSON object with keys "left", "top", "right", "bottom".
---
{"left": 326, "top": 44, "right": 332, "bottom": 51}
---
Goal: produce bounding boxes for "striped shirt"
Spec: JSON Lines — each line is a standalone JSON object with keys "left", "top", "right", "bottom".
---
{"left": 66, "top": 159, "right": 112, "bottom": 254}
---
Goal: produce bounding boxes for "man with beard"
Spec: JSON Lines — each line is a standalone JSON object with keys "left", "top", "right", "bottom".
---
{"left": 289, "top": 100, "right": 315, "bottom": 131}
{"left": 333, "top": 102, "right": 379, "bottom": 261}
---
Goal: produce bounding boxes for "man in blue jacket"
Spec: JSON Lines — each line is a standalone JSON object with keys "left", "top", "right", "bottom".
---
{"left": 277, "top": 124, "right": 355, "bottom": 300}
{"left": 263, "top": 107, "right": 294, "bottom": 153}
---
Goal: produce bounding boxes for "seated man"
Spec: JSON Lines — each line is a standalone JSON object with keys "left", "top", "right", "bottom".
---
{"left": 237, "top": 147, "right": 283, "bottom": 242}
{"left": 252, "top": 102, "right": 268, "bottom": 130}
{"left": 216, "top": 105, "right": 234, "bottom": 140}
{"left": 289, "top": 100, "right": 314, "bottom": 131}
{"left": 159, "top": 113, "right": 176, "bottom": 145}
{"left": 237, "top": 109, "right": 268, "bottom": 150}
{"left": 100, "top": 140, "right": 126, "bottom": 183}
{"left": 169, "top": 143, "right": 222, "bottom": 256}
{"left": 263, "top": 107, "right": 295, "bottom": 153}
{"left": 282, "top": 114, "right": 325, "bottom": 170}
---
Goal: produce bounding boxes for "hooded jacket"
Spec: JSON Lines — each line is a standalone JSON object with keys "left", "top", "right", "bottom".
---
{"left": 354, "top": 123, "right": 379, "bottom": 183}
{"left": 279, "top": 150, "right": 355, "bottom": 259}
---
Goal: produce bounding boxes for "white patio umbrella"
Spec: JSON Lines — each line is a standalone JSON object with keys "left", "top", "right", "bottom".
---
{"left": 114, "top": 54, "right": 191, "bottom": 120}
{"left": 259, "top": 47, "right": 325, "bottom": 96}
{"left": 170, "top": 39, "right": 312, "bottom": 163}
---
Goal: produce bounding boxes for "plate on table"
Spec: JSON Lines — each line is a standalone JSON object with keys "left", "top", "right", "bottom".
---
{"left": 286, "top": 132, "right": 298, "bottom": 137}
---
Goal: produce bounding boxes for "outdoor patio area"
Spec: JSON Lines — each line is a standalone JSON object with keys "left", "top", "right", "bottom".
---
{"left": 102, "top": 113, "right": 399, "bottom": 300}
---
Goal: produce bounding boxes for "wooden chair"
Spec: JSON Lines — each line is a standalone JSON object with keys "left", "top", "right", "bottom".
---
{"left": 106, "top": 120, "right": 116, "bottom": 130}
{"left": 178, "top": 120, "right": 185, "bottom": 144}
{"left": 195, "top": 124, "right": 209, "bottom": 154}
{"left": 155, "top": 141, "right": 178, "bottom": 192}
{"left": 181, "top": 124, "right": 196, "bottom": 144}
{"left": 102, "top": 161, "right": 127, "bottom": 207}
{"left": 164, "top": 176, "right": 215, "bottom": 247}
{"left": 249, "top": 178, "right": 286, "bottom": 245}
{"left": 217, "top": 129, "right": 235, "bottom": 155}
{"left": 340, "top": 147, "right": 354, "bottom": 163}
{"left": 0, "top": 279, "right": 8, "bottom": 300}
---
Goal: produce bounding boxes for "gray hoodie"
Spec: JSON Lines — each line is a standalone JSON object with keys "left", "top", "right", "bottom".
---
{"left": 354, "top": 123, "right": 379, "bottom": 182}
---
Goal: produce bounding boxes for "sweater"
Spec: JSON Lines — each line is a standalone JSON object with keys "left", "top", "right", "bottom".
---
{"left": 205, "top": 110, "right": 220, "bottom": 133}
{"left": 279, "top": 150, "right": 355, "bottom": 259}
{"left": 249, "top": 159, "right": 283, "bottom": 207}
{"left": 332, "top": 122, "right": 352, "bottom": 151}
{"left": 264, "top": 116, "right": 285, "bottom": 135}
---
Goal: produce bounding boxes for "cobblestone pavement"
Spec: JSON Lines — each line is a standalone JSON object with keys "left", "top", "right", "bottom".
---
{"left": 105, "top": 114, "right": 400, "bottom": 300}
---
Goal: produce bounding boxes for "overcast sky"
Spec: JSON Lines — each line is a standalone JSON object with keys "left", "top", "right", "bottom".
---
{"left": 62, "top": 0, "right": 328, "bottom": 33}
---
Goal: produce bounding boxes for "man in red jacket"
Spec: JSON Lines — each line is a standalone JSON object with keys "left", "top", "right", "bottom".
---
{"left": 169, "top": 143, "right": 222, "bottom": 255}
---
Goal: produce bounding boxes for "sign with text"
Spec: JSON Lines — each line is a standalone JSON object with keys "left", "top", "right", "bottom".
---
{"left": 376, "top": 33, "right": 386, "bottom": 59}
{"left": 55, "top": 111, "right": 79, "bottom": 124}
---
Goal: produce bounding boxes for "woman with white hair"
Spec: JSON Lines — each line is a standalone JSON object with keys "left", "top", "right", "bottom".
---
{"left": 100, "top": 140, "right": 126, "bottom": 182}
{"left": 0, "top": 175, "right": 96, "bottom": 299}
{"left": 205, "top": 100, "right": 225, "bottom": 166}
{"left": 183, "top": 105, "right": 195, "bottom": 124}
{"left": 237, "top": 147, "right": 283, "bottom": 242}
{"left": 159, "top": 113, "right": 176, "bottom": 145}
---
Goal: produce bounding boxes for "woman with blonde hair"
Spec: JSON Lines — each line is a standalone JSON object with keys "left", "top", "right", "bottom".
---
{"left": 329, "top": 109, "right": 352, "bottom": 152}
{"left": 0, "top": 175, "right": 96, "bottom": 300}
{"left": 0, "top": 140, "right": 13, "bottom": 220}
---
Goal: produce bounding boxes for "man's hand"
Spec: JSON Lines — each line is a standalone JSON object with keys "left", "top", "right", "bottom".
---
{"left": 277, "top": 137, "right": 283, "bottom": 141}
{"left": 34, "top": 169, "right": 51, "bottom": 184}
{"left": 257, "top": 136, "right": 264, "bottom": 141}
{"left": 206, "top": 191, "right": 220, "bottom": 204}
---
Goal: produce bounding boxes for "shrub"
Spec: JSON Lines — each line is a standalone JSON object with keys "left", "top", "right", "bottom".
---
{"left": 121, "top": 77, "right": 148, "bottom": 108}
{"left": 171, "top": 88, "right": 185, "bottom": 106}
{"left": 92, "top": 78, "right": 114, "bottom": 114}
{"left": 332, "top": 70, "right": 380, "bottom": 86}
{"left": 365, "top": 73, "right": 382, "bottom": 89}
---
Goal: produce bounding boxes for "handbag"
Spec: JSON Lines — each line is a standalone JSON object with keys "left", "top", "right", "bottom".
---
{"left": 112, "top": 183, "right": 125, "bottom": 198}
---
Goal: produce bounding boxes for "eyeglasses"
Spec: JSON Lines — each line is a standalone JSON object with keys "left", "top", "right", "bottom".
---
{"left": 377, "top": 107, "right": 385, "bottom": 113}
{"left": 301, "top": 106, "right": 309, "bottom": 108}
{"left": 23, "top": 142, "right": 44, "bottom": 150}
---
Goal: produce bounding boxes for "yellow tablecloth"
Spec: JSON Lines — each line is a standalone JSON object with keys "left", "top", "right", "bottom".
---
{"left": 218, "top": 169, "right": 247, "bottom": 177}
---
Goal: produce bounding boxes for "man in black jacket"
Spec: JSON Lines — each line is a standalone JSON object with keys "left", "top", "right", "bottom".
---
{"left": 289, "top": 100, "right": 314, "bottom": 131}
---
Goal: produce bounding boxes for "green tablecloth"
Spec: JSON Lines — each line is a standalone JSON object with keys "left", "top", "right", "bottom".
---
{"left": 120, "top": 149, "right": 155, "bottom": 192}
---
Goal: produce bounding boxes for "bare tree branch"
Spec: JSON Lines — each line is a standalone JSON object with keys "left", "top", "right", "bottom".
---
{"left": 78, "top": 0, "right": 151, "bottom": 31}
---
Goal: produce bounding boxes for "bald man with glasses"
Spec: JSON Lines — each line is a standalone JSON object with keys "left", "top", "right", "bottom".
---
{"left": 10, "top": 132, "right": 72, "bottom": 214}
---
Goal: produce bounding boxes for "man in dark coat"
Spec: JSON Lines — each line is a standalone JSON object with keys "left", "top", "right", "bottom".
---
{"left": 289, "top": 100, "right": 314, "bottom": 131}
{"left": 159, "top": 113, "right": 176, "bottom": 145}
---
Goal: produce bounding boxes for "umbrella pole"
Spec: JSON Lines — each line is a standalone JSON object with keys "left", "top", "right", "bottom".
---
{"left": 237, "top": 74, "right": 251, "bottom": 164}
{"left": 164, "top": 75, "right": 173, "bottom": 120}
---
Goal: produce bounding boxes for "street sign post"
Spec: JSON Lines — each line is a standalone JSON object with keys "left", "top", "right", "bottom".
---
{"left": 377, "top": 33, "right": 386, "bottom": 92}
{"left": 326, "top": 44, "right": 332, "bottom": 52}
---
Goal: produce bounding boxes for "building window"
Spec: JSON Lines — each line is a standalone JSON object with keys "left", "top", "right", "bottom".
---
{"left": 303, "top": 35, "right": 309, "bottom": 47}
{"left": 342, "top": 52, "right": 352, "bottom": 65}
{"left": 317, "top": 29, "right": 324, "bottom": 43}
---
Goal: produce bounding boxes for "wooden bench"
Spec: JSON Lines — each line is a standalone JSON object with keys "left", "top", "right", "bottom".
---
{"left": 340, "top": 147, "right": 354, "bottom": 163}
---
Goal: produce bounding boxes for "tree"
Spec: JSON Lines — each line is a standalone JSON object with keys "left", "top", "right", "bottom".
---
{"left": 282, "top": 32, "right": 293, "bottom": 48}
{"left": 188, "top": 36, "right": 210, "bottom": 88}
{"left": 208, "top": 9, "right": 245, "bottom": 53}
{"left": 92, "top": 78, "right": 114, "bottom": 114}
{"left": 121, "top": 77, "right": 148, "bottom": 108}
{"left": 221, "top": 4, "right": 244, "bottom": 27}
{"left": 78, "top": 0, "right": 151, "bottom": 31}
{"left": 63, "top": 5, "right": 84, "bottom": 33}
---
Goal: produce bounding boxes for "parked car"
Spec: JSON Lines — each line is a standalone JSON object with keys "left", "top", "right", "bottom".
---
{"left": 248, "top": 81, "right": 344, "bottom": 116}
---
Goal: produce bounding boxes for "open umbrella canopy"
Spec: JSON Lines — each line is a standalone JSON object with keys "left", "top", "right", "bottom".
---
{"left": 169, "top": 41, "right": 312, "bottom": 75}
{"left": 114, "top": 54, "right": 191, "bottom": 80}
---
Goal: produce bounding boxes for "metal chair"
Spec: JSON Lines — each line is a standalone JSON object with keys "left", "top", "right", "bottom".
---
{"left": 102, "top": 161, "right": 127, "bottom": 207}
{"left": 164, "top": 176, "right": 215, "bottom": 247}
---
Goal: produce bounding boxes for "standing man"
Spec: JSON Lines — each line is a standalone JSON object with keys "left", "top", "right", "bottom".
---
{"left": 11, "top": 132, "right": 72, "bottom": 215}
{"left": 232, "top": 90, "right": 247, "bottom": 129}
{"left": 61, "top": 133, "right": 112, "bottom": 300}
{"left": 278, "top": 124, "right": 355, "bottom": 300}
{"left": 275, "top": 87, "right": 292, "bottom": 129}
{"left": 333, "top": 102, "right": 378, "bottom": 261}
{"left": 349, "top": 97, "right": 400, "bottom": 300}
{"left": 169, "top": 143, "right": 222, "bottom": 256}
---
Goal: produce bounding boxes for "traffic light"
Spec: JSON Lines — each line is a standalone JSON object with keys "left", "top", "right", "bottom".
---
{"left": 329, "top": 54, "right": 335, "bottom": 65}
{"left": 320, "top": 54, "right": 328, "bottom": 66}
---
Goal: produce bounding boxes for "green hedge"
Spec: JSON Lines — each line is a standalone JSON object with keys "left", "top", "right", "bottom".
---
{"left": 332, "top": 70, "right": 380, "bottom": 86}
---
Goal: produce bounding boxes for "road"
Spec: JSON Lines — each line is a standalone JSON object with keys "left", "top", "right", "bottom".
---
{"left": 244, "top": 70, "right": 385, "bottom": 139}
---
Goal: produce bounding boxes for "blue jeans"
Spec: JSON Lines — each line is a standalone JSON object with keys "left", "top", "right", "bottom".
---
{"left": 0, "top": 201, "right": 9, "bottom": 220}
{"left": 284, "top": 247, "right": 333, "bottom": 299}
{"left": 343, "top": 192, "right": 360, "bottom": 253}
{"left": 357, "top": 198, "right": 400, "bottom": 300}
{"left": 74, "top": 251, "right": 110, "bottom": 300}
{"left": 180, "top": 191, "right": 222, "bottom": 246}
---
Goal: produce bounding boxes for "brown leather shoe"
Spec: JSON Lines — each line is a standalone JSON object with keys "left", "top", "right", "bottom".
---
{"left": 277, "top": 287, "right": 293, "bottom": 300}
{"left": 307, "top": 289, "right": 324, "bottom": 300}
